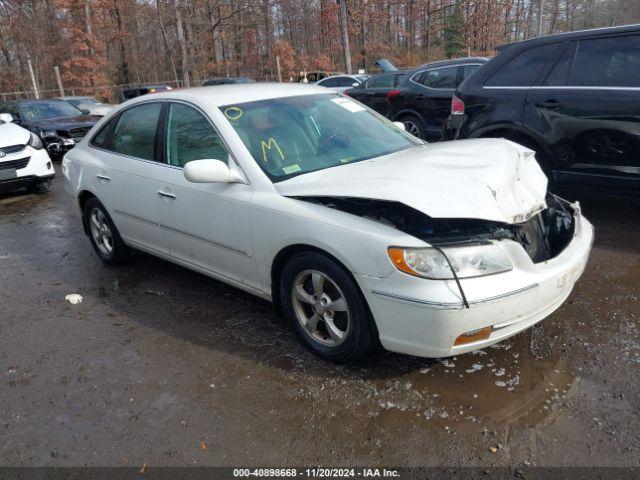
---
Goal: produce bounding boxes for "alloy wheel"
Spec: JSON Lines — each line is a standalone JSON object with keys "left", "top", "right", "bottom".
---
{"left": 89, "top": 208, "right": 114, "bottom": 256}
{"left": 291, "top": 269, "right": 351, "bottom": 347}
{"left": 403, "top": 120, "right": 421, "bottom": 137}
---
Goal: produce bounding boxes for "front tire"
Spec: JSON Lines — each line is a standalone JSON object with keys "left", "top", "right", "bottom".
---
{"left": 83, "top": 198, "right": 131, "bottom": 264}
{"left": 279, "top": 252, "right": 375, "bottom": 363}
{"left": 27, "top": 179, "right": 51, "bottom": 193}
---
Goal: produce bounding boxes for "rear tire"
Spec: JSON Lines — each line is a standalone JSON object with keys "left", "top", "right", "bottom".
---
{"left": 398, "top": 114, "right": 426, "bottom": 140}
{"left": 279, "top": 252, "right": 375, "bottom": 363}
{"left": 83, "top": 198, "right": 131, "bottom": 264}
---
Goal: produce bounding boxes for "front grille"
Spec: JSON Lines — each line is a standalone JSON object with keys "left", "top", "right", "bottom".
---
{"left": 0, "top": 157, "right": 30, "bottom": 170}
{"left": 0, "top": 144, "right": 26, "bottom": 154}
{"left": 61, "top": 126, "right": 92, "bottom": 141}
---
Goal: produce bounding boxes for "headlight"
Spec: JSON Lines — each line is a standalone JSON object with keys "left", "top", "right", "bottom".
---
{"left": 388, "top": 244, "right": 512, "bottom": 279}
{"left": 28, "top": 132, "right": 43, "bottom": 150}
{"left": 40, "top": 130, "right": 58, "bottom": 139}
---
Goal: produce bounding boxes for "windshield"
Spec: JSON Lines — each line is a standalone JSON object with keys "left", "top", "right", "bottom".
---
{"left": 19, "top": 100, "right": 84, "bottom": 120}
{"left": 221, "top": 94, "right": 421, "bottom": 181}
{"left": 67, "top": 97, "right": 101, "bottom": 107}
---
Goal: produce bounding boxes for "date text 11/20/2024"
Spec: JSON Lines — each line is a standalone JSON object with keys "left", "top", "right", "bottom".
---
{"left": 232, "top": 468, "right": 401, "bottom": 478}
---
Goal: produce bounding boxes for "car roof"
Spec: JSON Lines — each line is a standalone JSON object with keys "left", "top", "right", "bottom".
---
{"left": 498, "top": 23, "right": 640, "bottom": 50}
{"left": 413, "top": 57, "right": 489, "bottom": 70}
{"left": 15, "top": 99, "right": 68, "bottom": 105}
{"left": 57, "top": 96, "right": 92, "bottom": 100}
{"left": 124, "top": 83, "right": 330, "bottom": 107}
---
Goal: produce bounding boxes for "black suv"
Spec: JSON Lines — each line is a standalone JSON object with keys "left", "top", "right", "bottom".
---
{"left": 0, "top": 99, "right": 98, "bottom": 160}
{"left": 448, "top": 24, "right": 640, "bottom": 194}
{"left": 386, "top": 58, "right": 487, "bottom": 140}
{"left": 344, "top": 72, "right": 407, "bottom": 117}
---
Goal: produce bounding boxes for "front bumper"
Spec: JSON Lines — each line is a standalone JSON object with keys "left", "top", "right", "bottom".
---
{"left": 356, "top": 212, "right": 594, "bottom": 358}
{"left": 0, "top": 148, "right": 55, "bottom": 193}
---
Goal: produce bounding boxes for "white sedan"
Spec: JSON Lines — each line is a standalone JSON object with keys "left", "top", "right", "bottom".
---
{"left": 62, "top": 84, "right": 593, "bottom": 363}
{"left": 0, "top": 113, "right": 55, "bottom": 193}
{"left": 315, "top": 74, "right": 370, "bottom": 93}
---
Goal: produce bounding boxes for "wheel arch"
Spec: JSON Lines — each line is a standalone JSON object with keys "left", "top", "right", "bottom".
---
{"left": 269, "top": 244, "right": 379, "bottom": 341}
{"left": 392, "top": 108, "right": 427, "bottom": 125}
{"left": 472, "top": 124, "right": 553, "bottom": 158}
{"left": 78, "top": 189, "right": 99, "bottom": 235}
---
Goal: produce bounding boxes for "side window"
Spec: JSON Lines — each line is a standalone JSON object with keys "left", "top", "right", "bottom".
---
{"left": 111, "top": 103, "right": 162, "bottom": 161}
{"left": 544, "top": 42, "right": 577, "bottom": 86}
{"left": 486, "top": 43, "right": 558, "bottom": 86}
{"left": 90, "top": 116, "right": 118, "bottom": 149}
{"left": 414, "top": 67, "right": 458, "bottom": 89}
{"left": 166, "top": 103, "right": 229, "bottom": 167}
{"left": 366, "top": 75, "right": 394, "bottom": 89}
{"left": 338, "top": 77, "right": 357, "bottom": 87}
{"left": 5, "top": 104, "right": 21, "bottom": 120}
{"left": 461, "top": 64, "right": 482, "bottom": 81}
{"left": 320, "top": 77, "right": 341, "bottom": 88}
{"left": 570, "top": 34, "right": 640, "bottom": 87}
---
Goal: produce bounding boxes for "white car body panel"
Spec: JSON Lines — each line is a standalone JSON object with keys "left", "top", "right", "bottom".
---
{"left": 62, "top": 84, "right": 593, "bottom": 358}
{"left": 0, "top": 120, "right": 54, "bottom": 191}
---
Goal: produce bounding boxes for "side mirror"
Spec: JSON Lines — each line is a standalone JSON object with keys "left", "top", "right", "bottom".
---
{"left": 0, "top": 113, "right": 13, "bottom": 123}
{"left": 183, "top": 159, "right": 244, "bottom": 184}
{"left": 393, "top": 121, "right": 406, "bottom": 131}
{"left": 80, "top": 108, "right": 91, "bottom": 115}
{"left": 352, "top": 82, "right": 359, "bottom": 87}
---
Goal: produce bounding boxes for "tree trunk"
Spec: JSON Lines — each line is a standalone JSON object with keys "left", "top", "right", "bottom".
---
{"left": 173, "top": 0, "right": 190, "bottom": 88}
{"left": 337, "top": 0, "right": 352, "bottom": 74}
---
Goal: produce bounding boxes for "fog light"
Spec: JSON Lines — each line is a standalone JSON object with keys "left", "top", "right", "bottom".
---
{"left": 454, "top": 326, "right": 492, "bottom": 346}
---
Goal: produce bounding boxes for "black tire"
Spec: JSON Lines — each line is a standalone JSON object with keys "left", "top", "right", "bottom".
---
{"left": 398, "top": 114, "right": 426, "bottom": 140}
{"left": 279, "top": 252, "right": 375, "bottom": 363}
{"left": 27, "top": 180, "right": 51, "bottom": 193}
{"left": 83, "top": 197, "right": 131, "bottom": 264}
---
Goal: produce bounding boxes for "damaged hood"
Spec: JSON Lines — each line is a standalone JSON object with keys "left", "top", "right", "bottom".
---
{"left": 275, "top": 138, "right": 548, "bottom": 224}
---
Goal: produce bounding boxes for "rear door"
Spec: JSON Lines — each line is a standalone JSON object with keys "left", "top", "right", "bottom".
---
{"left": 88, "top": 101, "right": 168, "bottom": 254}
{"left": 359, "top": 74, "right": 399, "bottom": 115}
{"left": 525, "top": 33, "right": 640, "bottom": 190}
{"left": 409, "top": 66, "right": 458, "bottom": 140}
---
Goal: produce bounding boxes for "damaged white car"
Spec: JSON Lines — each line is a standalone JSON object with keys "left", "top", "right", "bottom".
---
{"left": 63, "top": 84, "right": 593, "bottom": 362}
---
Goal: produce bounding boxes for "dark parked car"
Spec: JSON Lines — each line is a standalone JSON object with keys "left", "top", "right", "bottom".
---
{"left": 344, "top": 72, "right": 407, "bottom": 117}
{"left": 203, "top": 77, "right": 255, "bottom": 86}
{"left": 386, "top": 58, "right": 488, "bottom": 140}
{"left": 447, "top": 24, "right": 640, "bottom": 194}
{"left": 119, "top": 84, "right": 172, "bottom": 102}
{"left": 0, "top": 99, "right": 98, "bottom": 160}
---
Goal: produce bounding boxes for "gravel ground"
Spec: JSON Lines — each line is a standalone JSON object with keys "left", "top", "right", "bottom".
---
{"left": 1, "top": 171, "right": 639, "bottom": 467}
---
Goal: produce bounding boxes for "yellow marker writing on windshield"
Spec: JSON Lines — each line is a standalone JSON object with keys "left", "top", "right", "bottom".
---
{"left": 261, "top": 138, "right": 285, "bottom": 163}
{"left": 224, "top": 106, "right": 243, "bottom": 120}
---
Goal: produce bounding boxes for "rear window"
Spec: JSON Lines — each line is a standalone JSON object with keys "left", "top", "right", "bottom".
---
{"left": 366, "top": 75, "right": 396, "bottom": 89}
{"left": 412, "top": 66, "right": 458, "bottom": 89}
{"left": 485, "top": 43, "right": 558, "bottom": 87}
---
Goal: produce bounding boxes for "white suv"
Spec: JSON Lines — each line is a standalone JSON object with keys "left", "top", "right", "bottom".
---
{"left": 0, "top": 113, "right": 55, "bottom": 194}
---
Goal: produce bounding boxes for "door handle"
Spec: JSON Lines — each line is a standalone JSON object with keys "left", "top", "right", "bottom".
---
{"left": 96, "top": 174, "right": 111, "bottom": 181}
{"left": 157, "top": 190, "right": 176, "bottom": 200}
{"left": 535, "top": 100, "right": 561, "bottom": 109}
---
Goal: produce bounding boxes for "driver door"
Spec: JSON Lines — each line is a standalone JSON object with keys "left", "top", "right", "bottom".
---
{"left": 155, "top": 102, "right": 260, "bottom": 291}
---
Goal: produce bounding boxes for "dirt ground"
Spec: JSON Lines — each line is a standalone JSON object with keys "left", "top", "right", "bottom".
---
{"left": 1, "top": 171, "right": 639, "bottom": 468}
